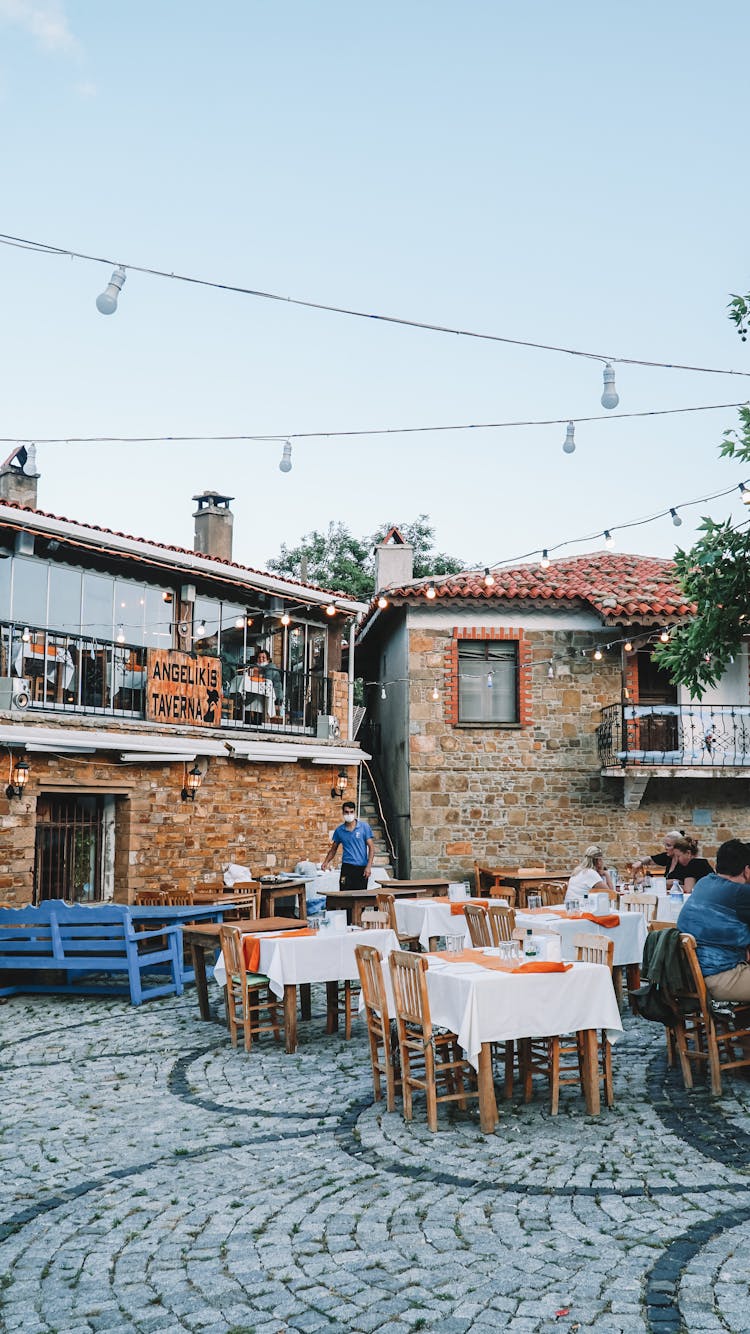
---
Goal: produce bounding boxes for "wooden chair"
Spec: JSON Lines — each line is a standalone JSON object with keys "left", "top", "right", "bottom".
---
{"left": 220, "top": 925, "right": 283, "bottom": 1053}
{"left": 488, "top": 904, "right": 516, "bottom": 944}
{"left": 519, "top": 932, "right": 615, "bottom": 1115}
{"left": 134, "top": 890, "right": 168, "bottom": 905}
{"left": 672, "top": 933, "right": 750, "bottom": 1096}
{"left": 376, "top": 892, "right": 421, "bottom": 951}
{"left": 355, "top": 943, "right": 398, "bottom": 1112}
{"left": 488, "top": 884, "right": 516, "bottom": 907}
{"left": 388, "top": 950, "right": 478, "bottom": 1131}
{"left": 360, "top": 908, "right": 390, "bottom": 929}
{"left": 166, "top": 890, "right": 194, "bottom": 906}
{"left": 536, "top": 882, "right": 567, "bottom": 907}
{"left": 464, "top": 902, "right": 492, "bottom": 948}
{"left": 618, "top": 892, "right": 658, "bottom": 923}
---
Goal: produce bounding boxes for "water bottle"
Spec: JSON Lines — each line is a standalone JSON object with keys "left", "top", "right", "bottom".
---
{"left": 524, "top": 928, "right": 538, "bottom": 959}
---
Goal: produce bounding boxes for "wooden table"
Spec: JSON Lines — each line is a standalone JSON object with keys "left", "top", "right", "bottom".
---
{"left": 381, "top": 878, "right": 451, "bottom": 894}
{"left": 258, "top": 879, "right": 307, "bottom": 921}
{"left": 181, "top": 918, "right": 304, "bottom": 1021}
{"left": 494, "top": 871, "right": 570, "bottom": 909}
{"left": 322, "top": 883, "right": 432, "bottom": 925}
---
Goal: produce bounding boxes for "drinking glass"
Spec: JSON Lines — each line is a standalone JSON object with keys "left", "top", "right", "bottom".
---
{"left": 527, "top": 893, "right": 542, "bottom": 911}
{"left": 566, "top": 897, "right": 580, "bottom": 915}
{"left": 446, "top": 932, "right": 464, "bottom": 955}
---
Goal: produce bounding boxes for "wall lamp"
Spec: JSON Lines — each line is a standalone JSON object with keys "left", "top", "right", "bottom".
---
{"left": 181, "top": 763, "right": 203, "bottom": 802}
{"left": 6, "top": 756, "right": 29, "bottom": 799}
{"left": 331, "top": 768, "right": 348, "bottom": 799}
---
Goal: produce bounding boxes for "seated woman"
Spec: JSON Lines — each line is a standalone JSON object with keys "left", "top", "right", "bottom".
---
{"left": 633, "top": 829, "right": 684, "bottom": 879}
{"left": 670, "top": 836, "right": 713, "bottom": 894}
{"left": 566, "top": 845, "right": 615, "bottom": 903}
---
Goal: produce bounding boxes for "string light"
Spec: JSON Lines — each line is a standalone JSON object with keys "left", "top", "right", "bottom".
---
{"left": 95, "top": 265, "right": 126, "bottom": 316}
{"left": 600, "top": 363, "right": 619, "bottom": 409}
{"left": 325, "top": 603, "right": 336, "bottom": 617}
{"left": 483, "top": 568, "right": 495, "bottom": 587}
{"left": 603, "top": 530, "right": 615, "bottom": 549}
{"left": 5, "top": 230, "right": 750, "bottom": 379}
{"left": 593, "top": 648, "right": 603, "bottom": 661}
{"left": 660, "top": 630, "right": 670, "bottom": 643}
{"left": 21, "top": 627, "right": 30, "bottom": 643}
{"left": 547, "top": 660, "right": 554, "bottom": 679}
{"left": 562, "top": 421, "right": 576, "bottom": 454}
{"left": 234, "top": 615, "right": 245, "bottom": 629}
{"left": 380, "top": 684, "right": 387, "bottom": 700}
{"left": 670, "top": 508, "right": 682, "bottom": 527}
{"left": 377, "top": 594, "right": 389, "bottom": 610}
{"left": 431, "top": 681, "right": 440, "bottom": 701}
{"left": 426, "top": 581, "right": 436, "bottom": 600}
{"left": 280, "top": 612, "right": 291, "bottom": 627}
{"left": 487, "top": 670, "right": 494, "bottom": 688}
{"left": 739, "top": 482, "right": 750, "bottom": 506}
{"left": 116, "top": 623, "right": 125, "bottom": 643}
{"left": 196, "top": 619, "right": 206, "bottom": 636}
{"left": 279, "top": 441, "right": 292, "bottom": 474}
{"left": 540, "top": 550, "right": 550, "bottom": 569}
{"left": 624, "top": 640, "right": 633, "bottom": 653}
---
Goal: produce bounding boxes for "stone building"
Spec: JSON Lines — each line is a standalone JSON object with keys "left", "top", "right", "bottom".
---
{"left": 356, "top": 534, "right": 750, "bottom": 879}
{"left": 0, "top": 450, "right": 367, "bottom": 905}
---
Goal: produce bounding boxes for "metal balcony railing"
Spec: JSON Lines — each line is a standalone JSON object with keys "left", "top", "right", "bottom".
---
{"left": 0, "top": 622, "right": 334, "bottom": 736}
{"left": 598, "top": 702, "right": 750, "bottom": 768}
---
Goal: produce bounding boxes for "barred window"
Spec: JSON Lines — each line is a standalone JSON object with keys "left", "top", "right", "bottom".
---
{"left": 458, "top": 640, "right": 519, "bottom": 724}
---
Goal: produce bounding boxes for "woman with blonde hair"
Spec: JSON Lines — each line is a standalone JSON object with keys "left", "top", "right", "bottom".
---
{"left": 566, "top": 845, "right": 615, "bottom": 903}
{"left": 634, "top": 830, "right": 684, "bottom": 879}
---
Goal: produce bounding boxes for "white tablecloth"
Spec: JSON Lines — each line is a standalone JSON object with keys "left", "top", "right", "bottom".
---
{"left": 227, "top": 672, "right": 276, "bottom": 717}
{"left": 213, "top": 927, "right": 398, "bottom": 999}
{"left": 516, "top": 909, "right": 647, "bottom": 966}
{"left": 395, "top": 898, "right": 472, "bottom": 950}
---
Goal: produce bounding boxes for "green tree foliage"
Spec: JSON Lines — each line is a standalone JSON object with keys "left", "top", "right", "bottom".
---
{"left": 655, "top": 301, "right": 750, "bottom": 696}
{"left": 267, "top": 515, "right": 464, "bottom": 600}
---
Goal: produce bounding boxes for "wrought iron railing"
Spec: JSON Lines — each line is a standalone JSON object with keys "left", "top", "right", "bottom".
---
{"left": 0, "top": 621, "right": 333, "bottom": 735}
{"left": 598, "top": 702, "right": 750, "bottom": 768}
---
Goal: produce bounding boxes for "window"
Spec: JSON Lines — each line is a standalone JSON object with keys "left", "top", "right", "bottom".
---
{"left": 458, "top": 639, "right": 519, "bottom": 724}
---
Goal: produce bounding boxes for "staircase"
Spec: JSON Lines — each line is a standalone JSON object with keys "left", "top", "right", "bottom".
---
{"left": 358, "top": 765, "right": 397, "bottom": 879}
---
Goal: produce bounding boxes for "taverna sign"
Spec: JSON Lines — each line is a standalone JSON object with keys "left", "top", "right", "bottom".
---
{"left": 146, "top": 650, "right": 223, "bottom": 726}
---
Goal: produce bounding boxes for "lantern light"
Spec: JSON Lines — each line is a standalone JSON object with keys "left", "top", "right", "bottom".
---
{"left": 331, "top": 768, "right": 348, "bottom": 799}
{"left": 181, "top": 763, "right": 203, "bottom": 802}
{"left": 6, "top": 756, "right": 29, "bottom": 799}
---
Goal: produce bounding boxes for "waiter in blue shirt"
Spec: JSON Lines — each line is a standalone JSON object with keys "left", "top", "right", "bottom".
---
{"left": 321, "top": 801, "right": 375, "bottom": 892}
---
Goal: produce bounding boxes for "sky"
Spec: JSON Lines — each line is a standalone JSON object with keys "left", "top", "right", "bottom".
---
{"left": 0, "top": 1, "right": 749, "bottom": 581}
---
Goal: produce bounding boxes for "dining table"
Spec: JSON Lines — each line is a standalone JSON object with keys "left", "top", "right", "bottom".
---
{"left": 377, "top": 950, "right": 623, "bottom": 1131}
{"left": 181, "top": 917, "right": 304, "bottom": 1021}
{"left": 320, "top": 883, "right": 432, "bottom": 925}
{"left": 493, "top": 870, "right": 571, "bottom": 908}
{"left": 257, "top": 878, "right": 308, "bottom": 920}
{"left": 394, "top": 896, "right": 474, "bottom": 951}
{"left": 213, "top": 925, "right": 399, "bottom": 1052}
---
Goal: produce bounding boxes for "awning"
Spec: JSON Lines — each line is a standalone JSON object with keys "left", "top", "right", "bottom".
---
{"left": 0, "top": 722, "right": 368, "bottom": 766}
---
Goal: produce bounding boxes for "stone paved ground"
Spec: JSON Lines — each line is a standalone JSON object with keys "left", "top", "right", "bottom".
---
{"left": 2, "top": 987, "right": 750, "bottom": 1334}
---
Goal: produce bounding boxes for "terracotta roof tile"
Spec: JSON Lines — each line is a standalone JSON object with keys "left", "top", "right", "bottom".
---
{"left": 363, "top": 551, "right": 695, "bottom": 626}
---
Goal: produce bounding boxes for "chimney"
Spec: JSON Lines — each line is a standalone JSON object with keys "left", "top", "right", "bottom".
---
{"left": 0, "top": 445, "right": 40, "bottom": 509}
{"left": 192, "top": 489, "right": 234, "bottom": 562}
{"left": 374, "top": 526, "right": 413, "bottom": 591}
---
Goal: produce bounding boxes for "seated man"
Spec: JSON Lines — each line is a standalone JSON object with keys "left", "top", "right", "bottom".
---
{"left": 677, "top": 838, "right": 750, "bottom": 1001}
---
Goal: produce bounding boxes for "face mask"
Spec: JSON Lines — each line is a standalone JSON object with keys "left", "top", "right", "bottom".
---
{"left": 343, "top": 812, "right": 356, "bottom": 823}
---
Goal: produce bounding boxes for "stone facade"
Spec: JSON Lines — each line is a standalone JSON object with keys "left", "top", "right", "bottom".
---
{"left": 406, "top": 623, "right": 749, "bottom": 878}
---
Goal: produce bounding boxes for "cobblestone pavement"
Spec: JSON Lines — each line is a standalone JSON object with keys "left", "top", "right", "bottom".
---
{"left": 2, "top": 988, "right": 750, "bottom": 1334}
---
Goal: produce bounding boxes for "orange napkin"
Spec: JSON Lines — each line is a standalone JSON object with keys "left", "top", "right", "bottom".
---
{"left": 241, "top": 927, "right": 314, "bottom": 973}
{"left": 450, "top": 899, "right": 489, "bottom": 915}
{"left": 563, "top": 912, "right": 620, "bottom": 929}
{"left": 511, "top": 961, "right": 573, "bottom": 974}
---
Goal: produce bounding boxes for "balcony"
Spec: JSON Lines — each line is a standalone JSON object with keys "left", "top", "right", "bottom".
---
{"left": 598, "top": 702, "right": 750, "bottom": 772}
{"left": 0, "top": 623, "right": 334, "bottom": 736}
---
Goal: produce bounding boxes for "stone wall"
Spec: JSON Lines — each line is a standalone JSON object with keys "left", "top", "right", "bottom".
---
{"left": 407, "top": 624, "right": 749, "bottom": 878}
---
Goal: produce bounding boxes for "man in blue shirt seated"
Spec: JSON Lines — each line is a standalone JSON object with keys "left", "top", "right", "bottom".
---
{"left": 321, "top": 801, "right": 374, "bottom": 892}
{"left": 677, "top": 838, "right": 750, "bottom": 1001}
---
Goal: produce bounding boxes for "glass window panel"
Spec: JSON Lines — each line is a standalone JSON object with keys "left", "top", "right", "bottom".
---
{"left": 0, "top": 555, "right": 10, "bottom": 621}
{"left": 458, "top": 641, "right": 518, "bottom": 723}
{"left": 193, "top": 596, "right": 221, "bottom": 657}
{"left": 82, "top": 572, "right": 114, "bottom": 642}
{"left": 114, "top": 581, "right": 145, "bottom": 647}
{"left": 11, "top": 557, "right": 48, "bottom": 627}
{"left": 144, "top": 586, "right": 173, "bottom": 650}
{"left": 48, "top": 564, "right": 82, "bottom": 636}
{"left": 219, "top": 603, "right": 247, "bottom": 686}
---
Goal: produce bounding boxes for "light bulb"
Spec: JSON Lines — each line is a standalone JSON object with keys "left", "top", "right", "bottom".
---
{"left": 740, "top": 482, "right": 750, "bottom": 506}
{"left": 377, "top": 594, "right": 389, "bottom": 610}
{"left": 21, "top": 626, "right": 30, "bottom": 643}
{"left": 540, "top": 549, "right": 550, "bottom": 569}
{"left": 431, "top": 681, "right": 439, "bottom": 701}
{"left": 487, "top": 671, "right": 494, "bottom": 688}
{"left": 600, "top": 362, "right": 619, "bottom": 410}
{"left": 117, "top": 623, "right": 125, "bottom": 643}
{"left": 603, "top": 530, "right": 614, "bottom": 549}
{"left": 380, "top": 684, "right": 387, "bottom": 700}
{"left": 279, "top": 441, "right": 292, "bottom": 474}
{"left": 281, "top": 612, "right": 291, "bottom": 627}
{"left": 593, "top": 648, "right": 603, "bottom": 661}
{"left": 670, "top": 508, "right": 682, "bottom": 527}
{"left": 234, "top": 616, "right": 245, "bottom": 630}
{"left": 95, "top": 265, "right": 126, "bottom": 315}
{"left": 196, "top": 619, "right": 206, "bottom": 637}
{"left": 326, "top": 603, "right": 336, "bottom": 617}
{"left": 660, "top": 630, "right": 670, "bottom": 644}
{"left": 562, "top": 421, "right": 576, "bottom": 454}
{"left": 547, "top": 660, "right": 554, "bottom": 680}
{"left": 624, "top": 640, "right": 633, "bottom": 653}
{"left": 426, "top": 581, "right": 436, "bottom": 600}
{"left": 483, "top": 567, "right": 495, "bottom": 587}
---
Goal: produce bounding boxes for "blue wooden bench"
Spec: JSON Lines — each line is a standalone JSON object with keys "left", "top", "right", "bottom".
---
{"left": 0, "top": 901, "right": 184, "bottom": 1005}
